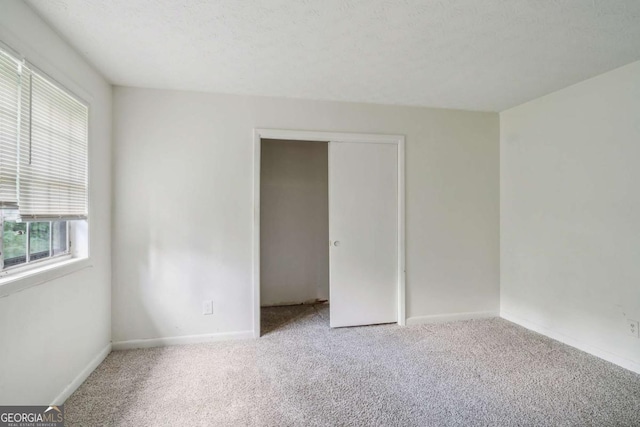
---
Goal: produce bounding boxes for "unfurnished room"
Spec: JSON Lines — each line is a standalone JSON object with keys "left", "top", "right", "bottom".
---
{"left": 0, "top": 1, "right": 639, "bottom": 426}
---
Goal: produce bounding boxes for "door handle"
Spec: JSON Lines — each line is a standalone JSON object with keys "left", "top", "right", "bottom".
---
{"left": 333, "top": 241, "right": 340, "bottom": 247}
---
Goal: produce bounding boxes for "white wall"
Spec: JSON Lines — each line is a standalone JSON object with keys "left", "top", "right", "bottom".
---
{"left": 112, "top": 86, "right": 499, "bottom": 344}
{"left": 500, "top": 60, "right": 640, "bottom": 373}
{"left": 260, "top": 139, "right": 329, "bottom": 306}
{"left": 0, "top": 2, "right": 112, "bottom": 404}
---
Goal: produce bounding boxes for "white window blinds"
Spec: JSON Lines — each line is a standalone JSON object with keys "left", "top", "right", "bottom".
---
{"left": 0, "top": 46, "right": 88, "bottom": 220}
{"left": 0, "top": 50, "right": 20, "bottom": 210}
{"left": 20, "top": 70, "right": 89, "bottom": 219}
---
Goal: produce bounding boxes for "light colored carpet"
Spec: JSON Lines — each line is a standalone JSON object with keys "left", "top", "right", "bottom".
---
{"left": 66, "top": 304, "right": 640, "bottom": 426}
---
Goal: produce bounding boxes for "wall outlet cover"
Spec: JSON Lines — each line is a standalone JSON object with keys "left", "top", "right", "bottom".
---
{"left": 628, "top": 319, "right": 639, "bottom": 338}
{"left": 203, "top": 300, "right": 214, "bottom": 315}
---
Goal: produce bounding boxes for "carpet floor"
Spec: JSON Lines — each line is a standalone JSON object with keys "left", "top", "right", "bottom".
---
{"left": 66, "top": 304, "right": 640, "bottom": 426}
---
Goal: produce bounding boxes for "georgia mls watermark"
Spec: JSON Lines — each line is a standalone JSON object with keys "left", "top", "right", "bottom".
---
{"left": 0, "top": 405, "right": 64, "bottom": 427}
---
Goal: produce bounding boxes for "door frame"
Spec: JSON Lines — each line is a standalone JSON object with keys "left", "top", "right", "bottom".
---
{"left": 252, "top": 128, "right": 406, "bottom": 338}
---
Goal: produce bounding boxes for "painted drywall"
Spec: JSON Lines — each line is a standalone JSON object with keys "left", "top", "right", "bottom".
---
{"left": 260, "top": 139, "right": 329, "bottom": 306}
{"left": 112, "top": 86, "right": 499, "bottom": 344}
{"left": 0, "top": 2, "right": 112, "bottom": 404}
{"left": 500, "top": 60, "right": 640, "bottom": 373}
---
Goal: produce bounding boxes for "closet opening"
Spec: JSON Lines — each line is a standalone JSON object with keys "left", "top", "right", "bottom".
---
{"left": 259, "top": 139, "right": 329, "bottom": 335}
{"left": 253, "top": 129, "right": 406, "bottom": 338}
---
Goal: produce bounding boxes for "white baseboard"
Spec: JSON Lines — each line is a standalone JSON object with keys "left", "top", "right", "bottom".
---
{"left": 501, "top": 311, "right": 640, "bottom": 375}
{"left": 406, "top": 310, "right": 498, "bottom": 326}
{"left": 52, "top": 342, "right": 111, "bottom": 405}
{"left": 112, "top": 330, "right": 254, "bottom": 351}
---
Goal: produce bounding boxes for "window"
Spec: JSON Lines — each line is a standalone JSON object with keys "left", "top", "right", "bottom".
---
{"left": 2, "top": 220, "right": 69, "bottom": 269}
{"left": 0, "top": 44, "right": 88, "bottom": 275}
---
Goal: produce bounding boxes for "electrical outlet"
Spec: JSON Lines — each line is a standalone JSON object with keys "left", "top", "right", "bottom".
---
{"left": 628, "top": 319, "right": 639, "bottom": 338}
{"left": 202, "top": 300, "right": 214, "bottom": 315}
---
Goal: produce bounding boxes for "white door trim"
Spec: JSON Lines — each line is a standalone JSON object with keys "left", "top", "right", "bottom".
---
{"left": 252, "top": 128, "right": 406, "bottom": 338}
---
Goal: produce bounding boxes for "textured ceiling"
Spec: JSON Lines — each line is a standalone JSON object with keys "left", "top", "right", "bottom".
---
{"left": 26, "top": 0, "right": 640, "bottom": 111}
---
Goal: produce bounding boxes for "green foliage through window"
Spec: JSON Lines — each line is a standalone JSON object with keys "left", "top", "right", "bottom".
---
{"left": 2, "top": 221, "right": 68, "bottom": 269}
{"left": 3, "top": 222, "right": 26, "bottom": 265}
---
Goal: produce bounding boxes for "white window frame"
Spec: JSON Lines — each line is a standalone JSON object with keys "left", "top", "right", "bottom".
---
{"left": 0, "top": 40, "right": 91, "bottom": 293}
{"left": 0, "top": 220, "right": 72, "bottom": 275}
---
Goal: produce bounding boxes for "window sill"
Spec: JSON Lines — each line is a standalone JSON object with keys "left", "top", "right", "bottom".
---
{"left": 0, "top": 257, "right": 92, "bottom": 298}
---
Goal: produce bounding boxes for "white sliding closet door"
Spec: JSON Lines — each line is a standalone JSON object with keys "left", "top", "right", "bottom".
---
{"left": 329, "top": 141, "right": 398, "bottom": 328}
